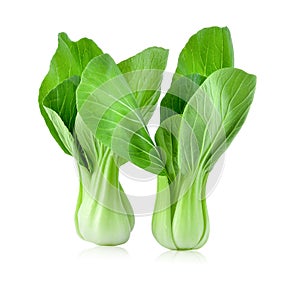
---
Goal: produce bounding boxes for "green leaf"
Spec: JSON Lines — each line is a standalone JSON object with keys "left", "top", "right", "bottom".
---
{"left": 76, "top": 54, "right": 165, "bottom": 175}
{"left": 39, "top": 32, "right": 103, "bottom": 154}
{"left": 160, "top": 74, "right": 205, "bottom": 123}
{"left": 43, "top": 76, "right": 79, "bottom": 132}
{"left": 176, "top": 26, "right": 234, "bottom": 77}
{"left": 118, "top": 47, "right": 169, "bottom": 123}
{"left": 160, "top": 26, "right": 233, "bottom": 123}
{"left": 178, "top": 68, "right": 256, "bottom": 174}
{"left": 43, "top": 77, "right": 80, "bottom": 154}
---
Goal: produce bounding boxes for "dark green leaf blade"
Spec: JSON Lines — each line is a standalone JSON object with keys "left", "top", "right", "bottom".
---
{"left": 176, "top": 26, "right": 234, "bottom": 77}
{"left": 160, "top": 74, "right": 205, "bottom": 123}
{"left": 43, "top": 76, "right": 80, "bottom": 133}
{"left": 43, "top": 77, "right": 80, "bottom": 154}
{"left": 39, "top": 32, "right": 103, "bottom": 154}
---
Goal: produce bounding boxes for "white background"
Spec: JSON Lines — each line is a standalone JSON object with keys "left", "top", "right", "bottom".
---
{"left": 1, "top": 0, "right": 299, "bottom": 283}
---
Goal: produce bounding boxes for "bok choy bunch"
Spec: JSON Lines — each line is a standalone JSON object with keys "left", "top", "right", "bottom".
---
{"left": 39, "top": 33, "right": 168, "bottom": 245}
{"left": 152, "top": 27, "right": 256, "bottom": 250}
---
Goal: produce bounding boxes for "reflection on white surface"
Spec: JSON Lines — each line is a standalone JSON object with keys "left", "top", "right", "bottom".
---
{"left": 79, "top": 246, "right": 129, "bottom": 259}
{"left": 157, "top": 250, "right": 207, "bottom": 263}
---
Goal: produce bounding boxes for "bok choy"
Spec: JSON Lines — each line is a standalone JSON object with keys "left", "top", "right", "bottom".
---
{"left": 39, "top": 33, "right": 168, "bottom": 245}
{"left": 152, "top": 27, "right": 256, "bottom": 250}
